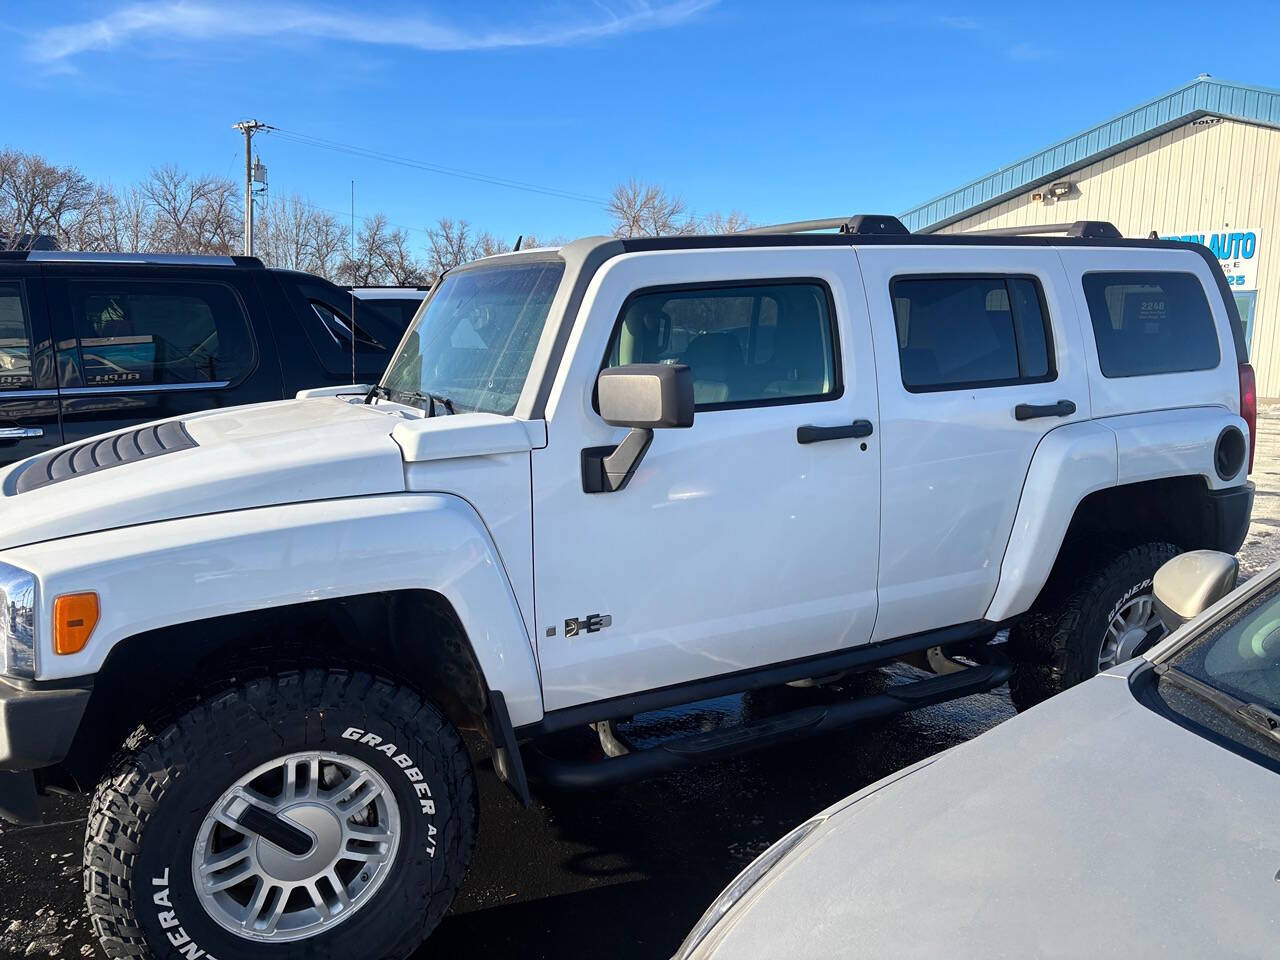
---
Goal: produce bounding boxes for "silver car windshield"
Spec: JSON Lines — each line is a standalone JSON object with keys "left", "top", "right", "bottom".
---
{"left": 1171, "top": 581, "right": 1280, "bottom": 713}
{"left": 380, "top": 259, "right": 564, "bottom": 415}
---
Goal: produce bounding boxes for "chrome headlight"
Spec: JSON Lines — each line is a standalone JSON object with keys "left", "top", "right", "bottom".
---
{"left": 0, "top": 561, "right": 36, "bottom": 679}
{"left": 675, "top": 816, "right": 826, "bottom": 960}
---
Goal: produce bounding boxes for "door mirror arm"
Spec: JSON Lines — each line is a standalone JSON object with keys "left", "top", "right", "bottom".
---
{"left": 582, "top": 428, "right": 654, "bottom": 493}
{"left": 583, "top": 364, "right": 694, "bottom": 494}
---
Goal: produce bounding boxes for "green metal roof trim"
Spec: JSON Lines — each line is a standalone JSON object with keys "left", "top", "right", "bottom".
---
{"left": 901, "top": 76, "right": 1280, "bottom": 234}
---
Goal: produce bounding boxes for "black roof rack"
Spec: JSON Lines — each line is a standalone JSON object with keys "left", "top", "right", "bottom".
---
{"left": 738, "top": 214, "right": 910, "bottom": 237}
{"left": 0, "top": 251, "right": 264, "bottom": 266}
{"left": 734, "top": 215, "right": 1122, "bottom": 241}
{"left": 961, "top": 221, "right": 1123, "bottom": 239}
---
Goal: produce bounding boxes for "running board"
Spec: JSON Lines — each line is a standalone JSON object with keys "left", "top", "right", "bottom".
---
{"left": 524, "top": 653, "right": 1010, "bottom": 789}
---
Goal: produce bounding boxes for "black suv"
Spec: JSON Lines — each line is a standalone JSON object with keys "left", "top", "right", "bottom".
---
{"left": 0, "top": 252, "right": 416, "bottom": 467}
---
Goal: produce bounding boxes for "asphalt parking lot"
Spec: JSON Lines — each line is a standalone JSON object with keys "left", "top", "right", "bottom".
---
{"left": 4, "top": 408, "right": 1280, "bottom": 960}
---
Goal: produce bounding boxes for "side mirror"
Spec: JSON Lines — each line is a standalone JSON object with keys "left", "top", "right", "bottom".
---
{"left": 1152, "top": 550, "right": 1240, "bottom": 630}
{"left": 584, "top": 364, "right": 694, "bottom": 493}
{"left": 597, "top": 363, "right": 694, "bottom": 429}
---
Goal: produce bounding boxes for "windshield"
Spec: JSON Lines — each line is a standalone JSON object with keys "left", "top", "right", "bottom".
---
{"left": 379, "top": 259, "right": 564, "bottom": 415}
{"left": 1169, "top": 578, "right": 1280, "bottom": 713}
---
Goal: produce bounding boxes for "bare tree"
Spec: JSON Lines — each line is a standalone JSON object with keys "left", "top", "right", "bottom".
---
{"left": 307, "top": 208, "right": 348, "bottom": 280}
{"left": 95, "top": 184, "right": 153, "bottom": 253}
{"left": 700, "top": 210, "right": 753, "bottom": 234}
{"left": 475, "top": 232, "right": 512, "bottom": 259}
{"left": 256, "top": 194, "right": 347, "bottom": 279}
{"left": 0, "top": 149, "right": 110, "bottom": 250}
{"left": 142, "top": 165, "right": 242, "bottom": 255}
{"left": 339, "top": 214, "right": 428, "bottom": 286}
{"left": 424, "top": 217, "right": 480, "bottom": 282}
{"left": 608, "top": 178, "right": 696, "bottom": 238}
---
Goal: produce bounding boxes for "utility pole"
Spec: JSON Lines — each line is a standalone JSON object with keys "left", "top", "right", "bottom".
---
{"left": 232, "top": 120, "right": 271, "bottom": 255}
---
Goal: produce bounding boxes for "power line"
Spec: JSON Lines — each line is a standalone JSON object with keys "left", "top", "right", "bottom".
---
{"left": 267, "top": 127, "right": 607, "bottom": 206}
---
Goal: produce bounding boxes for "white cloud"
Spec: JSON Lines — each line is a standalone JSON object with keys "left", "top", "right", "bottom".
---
{"left": 26, "top": 0, "right": 716, "bottom": 64}
{"left": 1007, "top": 40, "right": 1053, "bottom": 61}
{"left": 936, "top": 15, "right": 980, "bottom": 30}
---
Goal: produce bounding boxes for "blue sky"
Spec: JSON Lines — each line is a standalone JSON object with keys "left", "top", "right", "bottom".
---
{"left": 5, "top": 0, "right": 1280, "bottom": 247}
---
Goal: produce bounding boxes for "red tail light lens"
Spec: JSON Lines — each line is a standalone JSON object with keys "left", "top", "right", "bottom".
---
{"left": 1240, "top": 362, "right": 1257, "bottom": 474}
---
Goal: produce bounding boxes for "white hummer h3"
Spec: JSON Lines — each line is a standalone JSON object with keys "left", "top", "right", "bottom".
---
{"left": 0, "top": 216, "right": 1256, "bottom": 960}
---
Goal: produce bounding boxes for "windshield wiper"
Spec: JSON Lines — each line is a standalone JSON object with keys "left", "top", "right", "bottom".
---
{"left": 399, "top": 390, "right": 457, "bottom": 416}
{"left": 1158, "top": 664, "right": 1280, "bottom": 745}
{"left": 365, "top": 384, "right": 456, "bottom": 416}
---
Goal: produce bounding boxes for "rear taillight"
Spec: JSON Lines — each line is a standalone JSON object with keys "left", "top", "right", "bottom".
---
{"left": 1240, "top": 362, "right": 1257, "bottom": 474}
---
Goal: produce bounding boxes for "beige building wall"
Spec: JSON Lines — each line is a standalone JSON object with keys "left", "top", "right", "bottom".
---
{"left": 934, "top": 118, "right": 1280, "bottom": 394}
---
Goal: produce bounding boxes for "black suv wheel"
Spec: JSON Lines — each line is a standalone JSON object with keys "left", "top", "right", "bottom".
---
{"left": 1008, "top": 542, "right": 1181, "bottom": 711}
{"left": 84, "top": 670, "right": 476, "bottom": 960}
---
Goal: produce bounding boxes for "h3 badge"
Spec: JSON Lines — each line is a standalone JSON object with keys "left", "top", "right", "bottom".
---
{"left": 564, "top": 613, "right": 612, "bottom": 638}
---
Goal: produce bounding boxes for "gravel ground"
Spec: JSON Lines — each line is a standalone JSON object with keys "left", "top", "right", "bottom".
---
{"left": 3, "top": 412, "right": 1279, "bottom": 960}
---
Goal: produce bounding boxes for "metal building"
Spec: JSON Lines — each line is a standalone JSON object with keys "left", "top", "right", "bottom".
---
{"left": 900, "top": 75, "right": 1280, "bottom": 394}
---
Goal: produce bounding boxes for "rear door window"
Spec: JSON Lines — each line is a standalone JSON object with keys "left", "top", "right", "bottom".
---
{"left": 0, "top": 282, "right": 45, "bottom": 390}
{"left": 1082, "top": 272, "right": 1220, "bottom": 377}
{"left": 66, "top": 279, "right": 254, "bottom": 387}
{"left": 890, "top": 275, "right": 1055, "bottom": 392}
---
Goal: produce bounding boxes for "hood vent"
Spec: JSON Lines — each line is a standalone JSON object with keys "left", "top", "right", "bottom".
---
{"left": 13, "top": 421, "right": 197, "bottom": 495}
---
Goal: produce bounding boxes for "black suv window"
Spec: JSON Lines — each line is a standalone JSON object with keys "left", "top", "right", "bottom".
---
{"left": 1082, "top": 272, "right": 1220, "bottom": 378}
{"left": 605, "top": 280, "right": 839, "bottom": 408}
{"left": 67, "top": 280, "right": 253, "bottom": 387}
{"left": 0, "top": 282, "right": 45, "bottom": 390}
{"left": 311, "top": 301, "right": 384, "bottom": 349}
{"left": 891, "top": 276, "right": 1055, "bottom": 392}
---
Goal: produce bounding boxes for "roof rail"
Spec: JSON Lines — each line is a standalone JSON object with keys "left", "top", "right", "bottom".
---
{"left": 961, "top": 221, "right": 1123, "bottom": 240}
{"left": 738, "top": 214, "right": 910, "bottom": 236}
{"left": 13, "top": 251, "right": 263, "bottom": 267}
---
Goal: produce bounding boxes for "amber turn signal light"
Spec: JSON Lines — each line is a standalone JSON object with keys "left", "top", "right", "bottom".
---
{"left": 53, "top": 592, "right": 99, "bottom": 655}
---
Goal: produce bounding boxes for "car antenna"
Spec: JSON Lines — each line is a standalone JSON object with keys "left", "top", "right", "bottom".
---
{"left": 514, "top": 234, "right": 523, "bottom": 251}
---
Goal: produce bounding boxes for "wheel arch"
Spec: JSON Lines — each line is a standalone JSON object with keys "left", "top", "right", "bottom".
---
{"left": 62, "top": 590, "right": 483, "bottom": 785}
{"left": 987, "top": 410, "right": 1252, "bottom": 623}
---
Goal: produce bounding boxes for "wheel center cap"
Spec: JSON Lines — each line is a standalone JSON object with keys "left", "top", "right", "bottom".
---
{"left": 1116, "top": 626, "right": 1149, "bottom": 662}
{"left": 256, "top": 804, "right": 342, "bottom": 882}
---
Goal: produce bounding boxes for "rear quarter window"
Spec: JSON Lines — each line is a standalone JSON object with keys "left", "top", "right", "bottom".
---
{"left": 1082, "top": 272, "right": 1220, "bottom": 378}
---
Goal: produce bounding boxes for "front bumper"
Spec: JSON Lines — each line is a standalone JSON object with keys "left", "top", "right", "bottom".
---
{"left": 0, "top": 678, "right": 90, "bottom": 824}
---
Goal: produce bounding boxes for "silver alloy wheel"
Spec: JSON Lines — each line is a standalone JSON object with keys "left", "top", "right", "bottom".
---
{"left": 192, "top": 751, "right": 401, "bottom": 943}
{"left": 1099, "top": 592, "right": 1166, "bottom": 670}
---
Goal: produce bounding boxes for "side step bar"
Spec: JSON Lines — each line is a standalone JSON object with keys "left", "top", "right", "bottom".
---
{"left": 524, "top": 652, "right": 1010, "bottom": 789}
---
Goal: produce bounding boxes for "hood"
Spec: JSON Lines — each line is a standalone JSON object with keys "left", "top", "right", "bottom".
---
{"left": 706, "top": 667, "right": 1280, "bottom": 959}
{"left": 0, "top": 398, "right": 407, "bottom": 550}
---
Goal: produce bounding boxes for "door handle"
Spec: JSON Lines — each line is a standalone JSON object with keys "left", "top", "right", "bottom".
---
{"left": 0, "top": 427, "right": 43, "bottom": 440}
{"left": 797, "top": 419, "right": 874, "bottom": 444}
{"left": 1013, "top": 400, "right": 1076, "bottom": 421}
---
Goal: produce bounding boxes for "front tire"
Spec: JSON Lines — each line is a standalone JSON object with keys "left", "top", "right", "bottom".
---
{"left": 84, "top": 670, "right": 476, "bottom": 960}
{"left": 1008, "top": 542, "right": 1181, "bottom": 711}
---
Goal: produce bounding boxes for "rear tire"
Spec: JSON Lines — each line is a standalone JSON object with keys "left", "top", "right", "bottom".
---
{"left": 84, "top": 669, "right": 476, "bottom": 960}
{"left": 1009, "top": 542, "right": 1181, "bottom": 711}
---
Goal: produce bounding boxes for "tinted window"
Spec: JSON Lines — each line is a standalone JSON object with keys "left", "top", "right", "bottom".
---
{"left": 0, "top": 283, "right": 44, "bottom": 390}
{"left": 1082, "top": 272, "right": 1220, "bottom": 377}
{"left": 891, "top": 276, "right": 1054, "bottom": 392}
{"left": 605, "top": 282, "right": 838, "bottom": 407}
{"left": 311, "top": 302, "right": 384, "bottom": 349}
{"left": 68, "top": 280, "right": 253, "bottom": 387}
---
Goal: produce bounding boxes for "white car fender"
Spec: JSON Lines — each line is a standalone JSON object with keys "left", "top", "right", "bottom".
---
{"left": 985, "top": 419, "right": 1118, "bottom": 622}
{"left": 986, "top": 406, "right": 1249, "bottom": 623}
{"left": 4, "top": 492, "right": 544, "bottom": 726}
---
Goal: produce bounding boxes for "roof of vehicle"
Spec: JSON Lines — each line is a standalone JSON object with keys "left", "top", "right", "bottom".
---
{"left": 346, "top": 286, "right": 431, "bottom": 299}
{"left": 900, "top": 74, "right": 1280, "bottom": 233}
{"left": 0, "top": 250, "right": 264, "bottom": 267}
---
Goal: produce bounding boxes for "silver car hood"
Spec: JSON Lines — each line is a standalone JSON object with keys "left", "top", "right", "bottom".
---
{"left": 703, "top": 667, "right": 1280, "bottom": 959}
